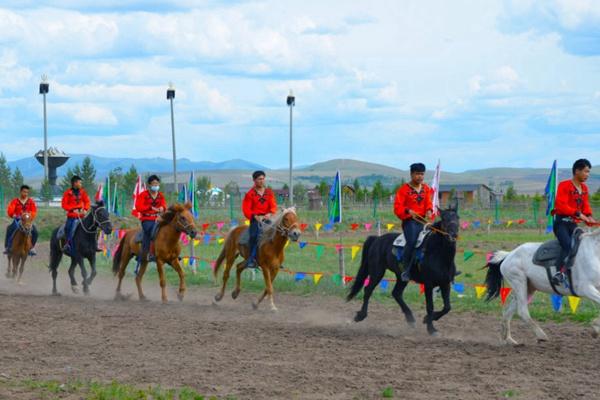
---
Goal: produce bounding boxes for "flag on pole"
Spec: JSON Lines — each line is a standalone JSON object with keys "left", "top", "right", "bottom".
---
{"left": 328, "top": 170, "right": 342, "bottom": 224}
{"left": 112, "top": 183, "right": 119, "bottom": 216}
{"left": 178, "top": 183, "right": 187, "bottom": 203}
{"left": 94, "top": 182, "right": 103, "bottom": 203}
{"left": 102, "top": 176, "right": 111, "bottom": 211}
{"left": 131, "top": 175, "right": 146, "bottom": 218}
{"left": 430, "top": 159, "right": 441, "bottom": 216}
{"left": 544, "top": 160, "right": 558, "bottom": 233}
{"left": 188, "top": 171, "right": 199, "bottom": 218}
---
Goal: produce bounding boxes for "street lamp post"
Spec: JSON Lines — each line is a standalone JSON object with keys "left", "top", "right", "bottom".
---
{"left": 39, "top": 75, "right": 49, "bottom": 181}
{"left": 167, "top": 82, "right": 177, "bottom": 195}
{"left": 286, "top": 90, "right": 295, "bottom": 206}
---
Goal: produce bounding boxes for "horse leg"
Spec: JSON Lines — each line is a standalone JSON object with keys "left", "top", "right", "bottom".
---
{"left": 501, "top": 296, "right": 519, "bottom": 345}
{"left": 51, "top": 265, "right": 60, "bottom": 295}
{"left": 85, "top": 254, "right": 97, "bottom": 286}
{"left": 156, "top": 260, "right": 168, "bottom": 304}
{"left": 169, "top": 259, "right": 186, "bottom": 302}
{"left": 115, "top": 251, "right": 134, "bottom": 300}
{"left": 423, "top": 284, "right": 438, "bottom": 336}
{"left": 578, "top": 285, "right": 600, "bottom": 338}
{"left": 214, "top": 260, "right": 234, "bottom": 302}
{"left": 17, "top": 256, "right": 26, "bottom": 284}
{"left": 253, "top": 268, "right": 273, "bottom": 310}
{"left": 134, "top": 261, "right": 149, "bottom": 301}
{"left": 268, "top": 267, "right": 280, "bottom": 310}
{"left": 79, "top": 258, "right": 90, "bottom": 295}
{"left": 231, "top": 261, "right": 245, "bottom": 300}
{"left": 68, "top": 258, "right": 79, "bottom": 294}
{"left": 511, "top": 277, "right": 548, "bottom": 342}
{"left": 354, "top": 270, "right": 383, "bottom": 322}
{"left": 432, "top": 282, "right": 451, "bottom": 321}
{"left": 391, "top": 280, "right": 416, "bottom": 327}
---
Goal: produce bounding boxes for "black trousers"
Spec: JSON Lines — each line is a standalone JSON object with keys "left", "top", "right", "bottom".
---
{"left": 141, "top": 220, "right": 156, "bottom": 255}
{"left": 248, "top": 218, "right": 260, "bottom": 259}
{"left": 553, "top": 215, "right": 577, "bottom": 269}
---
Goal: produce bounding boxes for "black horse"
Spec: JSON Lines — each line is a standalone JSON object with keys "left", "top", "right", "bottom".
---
{"left": 347, "top": 207, "right": 459, "bottom": 335}
{"left": 49, "top": 201, "right": 113, "bottom": 295}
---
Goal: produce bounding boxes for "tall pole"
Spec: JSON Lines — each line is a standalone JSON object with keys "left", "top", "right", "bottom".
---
{"left": 39, "top": 75, "right": 50, "bottom": 182}
{"left": 167, "top": 83, "right": 177, "bottom": 195}
{"left": 286, "top": 90, "right": 295, "bottom": 206}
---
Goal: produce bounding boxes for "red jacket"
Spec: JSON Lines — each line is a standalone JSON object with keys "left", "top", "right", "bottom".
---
{"left": 7, "top": 197, "right": 37, "bottom": 220}
{"left": 394, "top": 183, "right": 433, "bottom": 221}
{"left": 553, "top": 180, "right": 593, "bottom": 222}
{"left": 135, "top": 190, "right": 167, "bottom": 221}
{"left": 62, "top": 188, "right": 91, "bottom": 218}
{"left": 242, "top": 187, "right": 277, "bottom": 220}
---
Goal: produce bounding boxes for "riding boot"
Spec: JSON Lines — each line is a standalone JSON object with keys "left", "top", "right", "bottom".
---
{"left": 245, "top": 246, "right": 258, "bottom": 269}
{"left": 551, "top": 266, "right": 566, "bottom": 285}
{"left": 28, "top": 248, "right": 37, "bottom": 256}
{"left": 401, "top": 259, "right": 414, "bottom": 282}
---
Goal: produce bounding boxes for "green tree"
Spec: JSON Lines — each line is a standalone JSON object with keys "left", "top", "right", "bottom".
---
{"left": 353, "top": 178, "right": 361, "bottom": 193}
{"left": 80, "top": 156, "right": 97, "bottom": 195}
{"left": 122, "top": 164, "right": 139, "bottom": 195}
{"left": 293, "top": 183, "right": 307, "bottom": 203}
{"left": 372, "top": 180, "right": 386, "bottom": 201}
{"left": 317, "top": 180, "right": 329, "bottom": 198}
{"left": 224, "top": 181, "right": 240, "bottom": 196}
{"left": 40, "top": 178, "right": 54, "bottom": 203}
{"left": 593, "top": 186, "right": 600, "bottom": 202}
{"left": 10, "top": 167, "right": 24, "bottom": 196}
{"left": 0, "top": 153, "right": 11, "bottom": 198}
{"left": 108, "top": 167, "right": 124, "bottom": 189}
{"left": 505, "top": 185, "right": 517, "bottom": 201}
{"left": 60, "top": 165, "right": 81, "bottom": 192}
{"left": 196, "top": 176, "right": 211, "bottom": 205}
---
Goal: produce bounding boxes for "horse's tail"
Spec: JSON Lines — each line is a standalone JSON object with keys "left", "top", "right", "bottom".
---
{"left": 213, "top": 229, "right": 233, "bottom": 279}
{"left": 112, "top": 234, "right": 127, "bottom": 275}
{"left": 347, "top": 235, "right": 377, "bottom": 301}
{"left": 49, "top": 228, "right": 62, "bottom": 271}
{"left": 484, "top": 251, "right": 510, "bottom": 301}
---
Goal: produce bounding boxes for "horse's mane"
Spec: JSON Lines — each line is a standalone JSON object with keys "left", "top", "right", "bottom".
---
{"left": 259, "top": 207, "right": 296, "bottom": 246}
{"left": 582, "top": 227, "right": 600, "bottom": 239}
{"left": 158, "top": 203, "right": 187, "bottom": 228}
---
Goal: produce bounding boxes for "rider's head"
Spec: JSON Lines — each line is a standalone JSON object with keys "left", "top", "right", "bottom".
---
{"left": 147, "top": 175, "right": 160, "bottom": 192}
{"left": 572, "top": 159, "right": 592, "bottom": 183}
{"left": 20, "top": 185, "right": 30, "bottom": 198}
{"left": 409, "top": 163, "right": 426, "bottom": 185}
{"left": 252, "top": 170, "right": 266, "bottom": 189}
{"left": 71, "top": 175, "right": 83, "bottom": 189}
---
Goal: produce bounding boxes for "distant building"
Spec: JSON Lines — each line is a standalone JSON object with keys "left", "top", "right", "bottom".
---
{"left": 438, "top": 184, "right": 500, "bottom": 208}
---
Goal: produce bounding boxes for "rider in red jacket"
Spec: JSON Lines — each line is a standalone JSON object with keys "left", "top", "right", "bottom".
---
{"left": 242, "top": 170, "right": 277, "bottom": 268}
{"left": 4, "top": 185, "right": 38, "bottom": 255}
{"left": 61, "top": 175, "right": 91, "bottom": 255}
{"left": 551, "top": 159, "right": 596, "bottom": 285}
{"left": 134, "top": 175, "right": 167, "bottom": 263}
{"left": 394, "top": 163, "right": 433, "bottom": 282}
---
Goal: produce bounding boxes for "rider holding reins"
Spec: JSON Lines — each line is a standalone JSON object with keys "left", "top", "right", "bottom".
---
{"left": 242, "top": 170, "right": 277, "bottom": 269}
{"left": 394, "top": 163, "right": 434, "bottom": 282}
{"left": 62, "top": 175, "right": 91, "bottom": 256}
{"left": 4, "top": 185, "right": 38, "bottom": 256}
{"left": 134, "top": 175, "right": 167, "bottom": 263}
{"left": 552, "top": 159, "right": 597, "bottom": 285}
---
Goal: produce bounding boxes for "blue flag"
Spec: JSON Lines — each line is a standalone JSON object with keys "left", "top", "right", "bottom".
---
{"left": 328, "top": 170, "right": 342, "bottom": 224}
{"left": 544, "top": 160, "right": 557, "bottom": 233}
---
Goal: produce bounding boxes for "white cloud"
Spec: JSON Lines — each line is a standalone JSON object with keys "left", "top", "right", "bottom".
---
{"left": 52, "top": 103, "right": 118, "bottom": 125}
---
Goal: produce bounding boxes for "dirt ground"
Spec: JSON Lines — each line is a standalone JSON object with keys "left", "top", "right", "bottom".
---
{"left": 1, "top": 258, "right": 600, "bottom": 400}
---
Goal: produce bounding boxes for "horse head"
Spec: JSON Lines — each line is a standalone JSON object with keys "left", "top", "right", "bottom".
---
{"left": 165, "top": 203, "right": 198, "bottom": 239}
{"left": 92, "top": 200, "right": 113, "bottom": 235}
{"left": 20, "top": 212, "right": 34, "bottom": 230}
{"left": 280, "top": 207, "right": 301, "bottom": 242}
{"left": 439, "top": 206, "right": 459, "bottom": 240}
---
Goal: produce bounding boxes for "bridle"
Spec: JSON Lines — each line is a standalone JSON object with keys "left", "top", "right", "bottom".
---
{"left": 17, "top": 216, "right": 33, "bottom": 236}
{"left": 413, "top": 214, "right": 457, "bottom": 243}
{"left": 174, "top": 214, "right": 196, "bottom": 236}
{"left": 272, "top": 213, "right": 300, "bottom": 238}
{"left": 78, "top": 206, "right": 111, "bottom": 234}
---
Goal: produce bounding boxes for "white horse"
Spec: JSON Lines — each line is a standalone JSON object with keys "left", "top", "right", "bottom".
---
{"left": 484, "top": 228, "right": 600, "bottom": 344}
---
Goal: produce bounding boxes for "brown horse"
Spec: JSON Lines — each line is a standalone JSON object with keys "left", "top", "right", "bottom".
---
{"left": 213, "top": 207, "right": 301, "bottom": 311}
{"left": 6, "top": 212, "right": 34, "bottom": 284}
{"left": 112, "top": 203, "right": 198, "bottom": 303}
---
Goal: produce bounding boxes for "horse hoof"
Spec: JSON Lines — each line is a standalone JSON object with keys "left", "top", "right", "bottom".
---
{"left": 52, "top": 292, "right": 61, "bottom": 297}
{"left": 83, "top": 288, "right": 90, "bottom": 296}
{"left": 214, "top": 293, "right": 223, "bottom": 302}
{"left": 139, "top": 296, "right": 149, "bottom": 302}
{"left": 177, "top": 293, "right": 184, "bottom": 302}
{"left": 536, "top": 337, "right": 548, "bottom": 343}
{"left": 428, "top": 330, "right": 439, "bottom": 337}
{"left": 407, "top": 320, "right": 416, "bottom": 329}
{"left": 354, "top": 312, "right": 367, "bottom": 322}
{"left": 252, "top": 302, "right": 259, "bottom": 310}
{"left": 231, "top": 290, "right": 240, "bottom": 300}
{"left": 592, "top": 329, "right": 599, "bottom": 339}
{"left": 17, "top": 280, "right": 24, "bottom": 286}
{"left": 71, "top": 286, "right": 79, "bottom": 294}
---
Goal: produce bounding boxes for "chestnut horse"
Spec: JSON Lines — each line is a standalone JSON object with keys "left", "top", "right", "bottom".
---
{"left": 213, "top": 207, "right": 301, "bottom": 311}
{"left": 112, "top": 203, "right": 198, "bottom": 303}
{"left": 5, "top": 212, "right": 34, "bottom": 284}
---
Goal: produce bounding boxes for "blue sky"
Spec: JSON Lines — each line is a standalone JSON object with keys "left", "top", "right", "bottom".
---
{"left": 1, "top": 0, "right": 600, "bottom": 172}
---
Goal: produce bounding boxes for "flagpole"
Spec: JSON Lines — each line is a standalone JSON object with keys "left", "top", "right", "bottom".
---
{"left": 189, "top": 171, "right": 196, "bottom": 274}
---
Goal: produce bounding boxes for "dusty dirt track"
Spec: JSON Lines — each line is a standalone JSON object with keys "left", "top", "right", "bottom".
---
{"left": 1, "top": 265, "right": 600, "bottom": 400}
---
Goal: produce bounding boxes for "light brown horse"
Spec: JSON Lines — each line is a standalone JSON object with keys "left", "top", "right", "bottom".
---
{"left": 6, "top": 212, "right": 34, "bottom": 284}
{"left": 112, "top": 203, "right": 198, "bottom": 303}
{"left": 213, "top": 207, "right": 301, "bottom": 311}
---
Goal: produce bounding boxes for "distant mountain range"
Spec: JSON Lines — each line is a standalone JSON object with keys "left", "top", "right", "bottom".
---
{"left": 7, "top": 155, "right": 599, "bottom": 194}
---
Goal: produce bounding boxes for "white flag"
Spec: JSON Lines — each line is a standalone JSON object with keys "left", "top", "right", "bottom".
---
{"left": 431, "top": 160, "right": 441, "bottom": 216}
{"left": 131, "top": 175, "right": 146, "bottom": 218}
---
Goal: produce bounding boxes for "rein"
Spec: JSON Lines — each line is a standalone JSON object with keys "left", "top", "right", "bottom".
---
{"left": 77, "top": 206, "right": 110, "bottom": 234}
{"left": 412, "top": 214, "right": 456, "bottom": 242}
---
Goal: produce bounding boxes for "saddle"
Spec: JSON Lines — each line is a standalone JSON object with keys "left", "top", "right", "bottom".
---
{"left": 391, "top": 229, "right": 430, "bottom": 261}
{"left": 56, "top": 220, "right": 80, "bottom": 241}
{"left": 239, "top": 227, "right": 263, "bottom": 247}
{"left": 134, "top": 223, "right": 161, "bottom": 243}
{"left": 532, "top": 228, "right": 583, "bottom": 296}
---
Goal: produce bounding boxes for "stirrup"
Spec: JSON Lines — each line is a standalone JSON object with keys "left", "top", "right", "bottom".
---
{"left": 28, "top": 249, "right": 37, "bottom": 256}
{"left": 401, "top": 270, "right": 411, "bottom": 282}
{"left": 245, "top": 258, "right": 258, "bottom": 269}
{"left": 551, "top": 272, "right": 565, "bottom": 285}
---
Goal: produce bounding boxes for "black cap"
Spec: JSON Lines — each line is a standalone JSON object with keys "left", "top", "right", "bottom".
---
{"left": 410, "top": 163, "right": 426, "bottom": 173}
{"left": 252, "top": 170, "right": 266, "bottom": 180}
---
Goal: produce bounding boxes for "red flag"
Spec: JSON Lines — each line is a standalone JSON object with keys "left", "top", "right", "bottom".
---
{"left": 131, "top": 175, "right": 146, "bottom": 218}
{"left": 343, "top": 276, "right": 353, "bottom": 284}
{"left": 500, "top": 287, "right": 512, "bottom": 304}
{"left": 299, "top": 223, "right": 308, "bottom": 232}
{"left": 95, "top": 183, "right": 103, "bottom": 202}
{"left": 419, "top": 283, "right": 425, "bottom": 295}
{"left": 350, "top": 223, "right": 359, "bottom": 231}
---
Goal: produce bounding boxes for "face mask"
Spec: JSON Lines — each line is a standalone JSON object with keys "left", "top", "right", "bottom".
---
{"left": 150, "top": 185, "right": 160, "bottom": 192}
